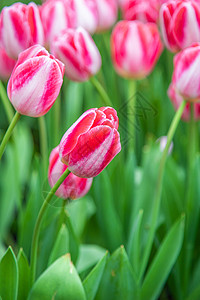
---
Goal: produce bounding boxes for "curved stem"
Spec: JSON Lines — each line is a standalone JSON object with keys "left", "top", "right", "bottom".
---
{"left": 0, "top": 111, "right": 21, "bottom": 160}
{"left": 30, "top": 168, "right": 70, "bottom": 286}
{"left": 0, "top": 81, "right": 14, "bottom": 123}
{"left": 39, "top": 116, "right": 48, "bottom": 176}
{"left": 90, "top": 76, "right": 113, "bottom": 107}
{"left": 139, "top": 100, "right": 187, "bottom": 282}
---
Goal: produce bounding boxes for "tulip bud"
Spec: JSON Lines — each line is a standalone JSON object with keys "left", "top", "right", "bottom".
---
{"left": 111, "top": 20, "right": 163, "bottom": 79}
{"left": 168, "top": 83, "right": 200, "bottom": 121}
{"left": 160, "top": 0, "right": 200, "bottom": 53}
{"left": 172, "top": 43, "right": 200, "bottom": 102}
{"left": 40, "top": 0, "right": 77, "bottom": 47}
{"left": 51, "top": 27, "right": 101, "bottom": 82}
{"left": 95, "top": 0, "right": 118, "bottom": 32}
{"left": 59, "top": 107, "right": 121, "bottom": 178}
{"left": 0, "top": 47, "right": 16, "bottom": 81}
{"left": 156, "top": 136, "right": 173, "bottom": 155}
{"left": 48, "top": 146, "right": 93, "bottom": 199}
{"left": 0, "top": 2, "right": 44, "bottom": 59}
{"left": 73, "top": 0, "right": 98, "bottom": 34}
{"left": 7, "top": 44, "right": 65, "bottom": 117}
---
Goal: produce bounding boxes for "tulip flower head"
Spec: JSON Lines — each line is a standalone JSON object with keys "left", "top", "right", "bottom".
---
{"left": 48, "top": 146, "right": 93, "bottom": 199}
{"left": 7, "top": 44, "right": 65, "bottom": 117}
{"left": 111, "top": 20, "right": 163, "bottom": 79}
{"left": 95, "top": 0, "right": 118, "bottom": 32}
{"left": 160, "top": 0, "right": 200, "bottom": 52}
{"left": 51, "top": 27, "right": 102, "bottom": 82}
{"left": 0, "top": 2, "right": 44, "bottom": 59}
{"left": 59, "top": 107, "right": 121, "bottom": 178}
{"left": 0, "top": 47, "right": 16, "bottom": 81}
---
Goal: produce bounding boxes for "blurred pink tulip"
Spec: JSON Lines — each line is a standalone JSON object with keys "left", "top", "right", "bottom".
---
{"left": 7, "top": 44, "right": 64, "bottom": 117}
{"left": 0, "top": 2, "right": 44, "bottom": 59}
{"left": 160, "top": 0, "right": 200, "bottom": 52}
{"left": 95, "top": 0, "right": 118, "bottom": 31}
{"left": 111, "top": 20, "right": 163, "bottom": 79}
{"left": 59, "top": 107, "right": 121, "bottom": 178}
{"left": 168, "top": 83, "right": 200, "bottom": 121}
{"left": 51, "top": 27, "right": 101, "bottom": 82}
{"left": 48, "top": 146, "right": 93, "bottom": 199}
{"left": 40, "top": 0, "right": 77, "bottom": 47}
{"left": 0, "top": 47, "right": 16, "bottom": 81}
{"left": 172, "top": 43, "right": 200, "bottom": 102}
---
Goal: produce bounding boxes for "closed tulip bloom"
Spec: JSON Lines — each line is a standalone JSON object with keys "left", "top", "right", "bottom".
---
{"left": 168, "top": 83, "right": 200, "bottom": 121}
{"left": 73, "top": 0, "right": 98, "bottom": 34}
{"left": 111, "top": 20, "right": 163, "bottom": 79}
{"left": 7, "top": 44, "right": 65, "bottom": 117}
{"left": 0, "top": 2, "right": 44, "bottom": 59}
{"left": 160, "top": 0, "right": 200, "bottom": 53}
{"left": 172, "top": 43, "right": 200, "bottom": 102}
{"left": 48, "top": 146, "right": 93, "bottom": 199}
{"left": 59, "top": 107, "right": 121, "bottom": 178}
{"left": 0, "top": 47, "right": 16, "bottom": 81}
{"left": 40, "top": 0, "right": 77, "bottom": 47}
{"left": 95, "top": 0, "right": 118, "bottom": 32}
{"left": 51, "top": 27, "right": 101, "bottom": 82}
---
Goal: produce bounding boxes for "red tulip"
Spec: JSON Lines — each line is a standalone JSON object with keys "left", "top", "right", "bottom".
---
{"left": 7, "top": 44, "right": 65, "bottom": 117}
{"left": 48, "top": 146, "right": 93, "bottom": 199}
{"left": 111, "top": 20, "right": 163, "bottom": 79}
{"left": 0, "top": 2, "right": 44, "bottom": 59}
{"left": 0, "top": 47, "right": 16, "bottom": 81}
{"left": 59, "top": 107, "right": 121, "bottom": 178}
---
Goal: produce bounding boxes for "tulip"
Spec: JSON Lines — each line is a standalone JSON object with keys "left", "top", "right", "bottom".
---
{"left": 171, "top": 43, "right": 200, "bottom": 102}
{"left": 73, "top": 0, "right": 98, "bottom": 34}
{"left": 160, "top": 0, "right": 200, "bottom": 53}
{"left": 7, "top": 44, "right": 65, "bottom": 117}
{"left": 111, "top": 20, "right": 163, "bottom": 79}
{"left": 0, "top": 47, "right": 16, "bottom": 81}
{"left": 0, "top": 2, "right": 44, "bottom": 59}
{"left": 48, "top": 146, "right": 93, "bottom": 199}
{"left": 95, "top": 0, "right": 118, "bottom": 31}
{"left": 168, "top": 83, "right": 200, "bottom": 121}
{"left": 40, "top": 0, "right": 77, "bottom": 47}
{"left": 51, "top": 27, "right": 101, "bottom": 82}
{"left": 157, "top": 136, "right": 173, "bottom": 155}
{"left": 59, "top": 107, "right": 121, "bottom": 178}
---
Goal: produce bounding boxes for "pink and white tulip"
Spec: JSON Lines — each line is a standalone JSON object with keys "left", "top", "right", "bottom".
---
{"left": 95, "top": 0, "right": 118, "bottom": 32}
{"left": 51, "top": 27, "right": 101, "bottom": 82}
{"left": 7, "top": 45, "right": 65, "bottom": 117}
{"left": 111, "top": 20, "right": 163, "bottom": 79}
{"left": 48, "top": 146, "right": 93, "bottom": 199}
{"left": 40, "top": 0, "right": 77, "bottom": 47}
{"left": 0, "top": 2, "right": 44, "bottom": 59}
{"left": 0, "top": 47, "right": 16, "bottom": 81}
{"left": 168, "top": 83, "right": 200, "bottom": 121}
{"left": 160, "top": 0, "right": 200, "bottom": 53}
{"left": 59, "top": 107, "right": 121, "bottom": 178}
{"left": 172, "top": 43, "right": 200, "bottom": 102}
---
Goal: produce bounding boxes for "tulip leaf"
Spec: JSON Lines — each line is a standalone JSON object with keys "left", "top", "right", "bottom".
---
{"left": 48, "top": 224, "right": 69, "bottom": 266}
{"left": 83, "top": 251, "right": 108, "bottom": 300}
{"left": 28, "top": 254, "right": 86, "bottom": 300}
{"left": 140, "top": 214, "right": 185, "bottom": 300}
{"left": 0, "top": 246, "right": 18, "bottom": 300}
{"left": 17, "top": 248, "right": 30, "bottom": 300}
{"left": 186, "top": 286, "right": 200, "bottom": 300}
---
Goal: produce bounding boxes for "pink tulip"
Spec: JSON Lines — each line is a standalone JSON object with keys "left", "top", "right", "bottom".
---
{"left": 73, "top": 0, "right": 98, "bottom": 34}
{"left": 7, "top": 44, "right": 65, "bottom": 117}
{"left": 0, "top": 47, "right": 16, "bottom": 81}
{"left": 51, "top": 27, "right": 101, "bottom": 82}
{"left": 95, "top": 0, "right": 118, "bottom": 31}
{"left": 48, "top": 146, "right": 93, "bottom": 199}
{"left": 40, "top": 0, "right": 77, "bottom": 47}
{"left": 111, "top": 20, "right": 163, "bottom": 79}
{"left": 0, "top": 2, "right": 44, "bottom": 59}
{"left": 168, "top": 83, "right": 200, "bottom": 121}
{"left": 59, "top": 107, "right": 121, "bottom": 178}
{"left": 172, "top": 43, "right": 200, "bottom": 102}
{"left": 160, "top": 0, "right": 200, "bottom": 53}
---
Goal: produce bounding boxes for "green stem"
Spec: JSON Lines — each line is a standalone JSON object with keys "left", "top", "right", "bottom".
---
{"left": 53, "top": 95, "right": 61, "bottom": 146}
{"left": 128, "top": 80, "right": 136, "bottom": 153}
{"left": 139, "top": 100, "right": 187, "bottom": 282}
{"left": 0, "top": 81, "right": 14, "bottom": 123}
{"left": 39, "top": 116, "right": 48, "bottom": 176}
{"left": 30, "top": 168, "right": 70, "bottom": 286}
{"left": 0, "top": 111, "right": 21, "bottom": 160}
{"left": 90, "top": 76, "right": 113, "bottom": 107}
